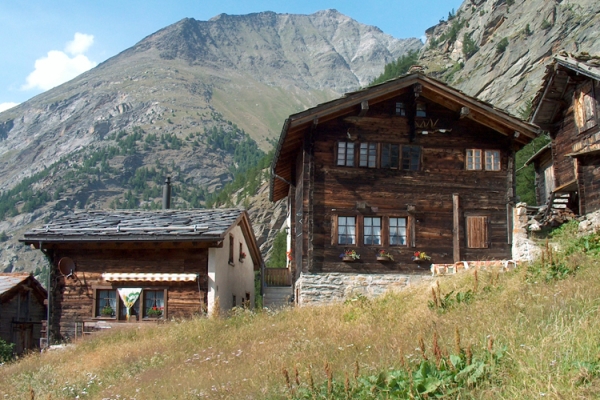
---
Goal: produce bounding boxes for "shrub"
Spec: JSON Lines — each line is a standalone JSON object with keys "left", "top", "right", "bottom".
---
{"left": 0, "top": 339, "right": 14, "bottom": 363}
{"left": 462, "top": 33, "right": 479, "bottom": 59}
{"left": 541, "top": 19, "right": 552, "bottom": 30}
{"left": 496, "top": 37, "right": 509, "bottom": 53}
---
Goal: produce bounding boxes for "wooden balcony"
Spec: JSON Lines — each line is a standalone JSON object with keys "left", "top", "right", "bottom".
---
{"left": 264, "top": 268, "right": 292, "bottom": 287}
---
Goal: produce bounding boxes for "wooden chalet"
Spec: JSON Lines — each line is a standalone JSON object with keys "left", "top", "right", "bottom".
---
{"left": 270, "top": 72, "right": 539, "bottom": 304}
{"left": 21, "top": 208, "right": 262, "bottom": 341}
{"left": 0, "top": 273, "right": 47, "bottom": 355}
{"left": 530, "top": 52, "right": 600, "bottom": 215}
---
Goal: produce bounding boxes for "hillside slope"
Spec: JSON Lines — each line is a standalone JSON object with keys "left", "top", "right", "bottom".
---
{"left": 1, "top": 223, "right": 599, "bottom": 398}
{"left": 419, "top": 0, "right": 600, "bottom": 114}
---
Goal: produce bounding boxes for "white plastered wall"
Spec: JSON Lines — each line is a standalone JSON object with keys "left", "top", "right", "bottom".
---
{"left": 207, "top": 224, "right": 256, "bottom": 315}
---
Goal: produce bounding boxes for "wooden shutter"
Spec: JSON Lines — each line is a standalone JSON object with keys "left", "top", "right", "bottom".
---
{"left": 467, "top": 216, "right": 488, "bottom": 248}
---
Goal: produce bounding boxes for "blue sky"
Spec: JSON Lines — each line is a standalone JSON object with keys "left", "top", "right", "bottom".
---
{"left": 0, "top": 0, "right": 463, "bottom": 111}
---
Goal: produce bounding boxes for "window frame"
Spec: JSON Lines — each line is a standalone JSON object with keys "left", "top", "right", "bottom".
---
{"left": 336, "top": 141, "right": 356, "bottom": 167}
{"left": 359, "top": 142, "right": 378, "bottom": 168}
{"left": 401, "top": 145, "right": 421, "bottom": 171}
{"left": 416, "top": 102, "right": 427, "bottom": 117}
{"left": 335, "top": 215, "right": 357, "bottom": 245}
{"left": 363, "top": 216, "right": 382, "bottom": 246}
{"left": 466, "top": 149, "right": 483, "bottom": 170}
{"left": 229, "top": 234, "right": 234, "bottom": 265}
{"left": 484, "top": 150, "right": 501, "bottom": 171}
{"left": 381, "top": 143, "right": 400, "bottom": 169}
{"left": 574, "top": 81, "right": 598, "bottom": 134}
{"left": 395, "top": 102, "right": 406, "bottom": 116}
{"left": 92, "top": 286, "right": 168, "bottom": 320}
{"left": 389, "top": 217, "right": 408, "bottom": 246}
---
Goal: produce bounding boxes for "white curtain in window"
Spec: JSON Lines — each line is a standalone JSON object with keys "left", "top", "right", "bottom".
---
{"left": 118, "top": 288, "right": 142, "bottom": 320}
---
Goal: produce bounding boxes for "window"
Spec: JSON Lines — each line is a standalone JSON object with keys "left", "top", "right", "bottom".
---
{"left": 143, "top": 290, "right": 165, "bottom": 319}
{"left": 485, "top": 150, "right": 500, "bottom": 171}
{"left": 232, "top": 295, "right": 237, "bottom": 307}
{"left": 96, "top": 289, "right": 117, "bottom": 318}
{"left": 389, "top": 217, "right": 407, "bottom": 245}
{"left": 359, "top": 143, "right": 377, "bottom": 168}
{"left": 395, "top": 102, "right": 406, "bottom": 116}
{"left": 229, "top": 234, "right": 234, "bottom": 264}
{"left": 466, "top": 149, "right": 482, "bottom": 170}
{"left": 416, "top": 102, "right": 427, "bottom": 117}
{"left": 363, "top": 217, "right": 382, "bottom": 245}
{"left": 467, "top": 149, "right": 500, "bottom": 171}
{"left": 466, "top": 216, "right": 488, "bottom": 248}
{"left": 402, "top": 146, "right": 421, "bottom": 170}
{"left": 381, "top": 144, "right": 400, "bottom": 169}
{"left": 337, "top": 216, "right": 356, "bottom": 245}
{"left": 337, "top": 142, "right": 355, "bottom": 166}
{"left": 574, "top": 81, "right": 597, "bottom": 133}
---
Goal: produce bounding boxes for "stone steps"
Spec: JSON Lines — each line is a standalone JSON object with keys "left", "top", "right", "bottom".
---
{"left": 263, "top": 286, "right": 293, "bottom": 308}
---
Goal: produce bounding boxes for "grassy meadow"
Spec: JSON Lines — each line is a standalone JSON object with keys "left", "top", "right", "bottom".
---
{"left": 2, "top": 222, "right": 600, "bottom": 399}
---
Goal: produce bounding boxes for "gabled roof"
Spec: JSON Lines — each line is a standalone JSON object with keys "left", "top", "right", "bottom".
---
{"left": 0, "top": 273, "right": 47, "bottom": 303}
{"left": 21, "top": 208, "right": 263, "bottom": 269}
{"left": 531, "top": 52, "right": 600, "bottom": 130}
{"left": 0, "top": 273, "right": 31, "bottom": 296}
{"left": 270, "top": 72, "right": 540, "bottom": 202}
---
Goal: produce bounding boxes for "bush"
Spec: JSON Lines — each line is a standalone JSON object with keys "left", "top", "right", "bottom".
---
{"left": 496, "top": 37, "right": 509, "bottom": 53}
{"left": 462, "top": 33, "right": 479, "bottom": 59}
{"left": 541, "top": 19, "right": 552, "bottom": 30}
{"left": 0, "top": 338, "right": 14, "bottom": 363}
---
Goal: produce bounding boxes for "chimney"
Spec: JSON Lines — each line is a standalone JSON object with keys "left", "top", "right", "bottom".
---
{"left": 162, "top": 177, "right": 171, "bottom": 209}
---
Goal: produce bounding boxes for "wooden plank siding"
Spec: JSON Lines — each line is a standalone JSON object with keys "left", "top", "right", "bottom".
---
{"left": 294, "top": 96, "right": 515, "bottom": 274}
{"left": 47, "top": 246, "right": 208, "bottom": 340}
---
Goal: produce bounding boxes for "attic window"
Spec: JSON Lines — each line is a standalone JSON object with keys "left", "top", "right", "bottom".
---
{"left": 574, "top": 81, "right": 597, "bottom": 133}
{"left": 485, "top": 150, "right": 501, "bottom": 171}
{"left": 401, "top": 146, "right": 421, "bottom": 171}
{"left": 359, "top": 143, "right": 377, "bottom": 168}
{"left": 395, "top": 102, "right": 406, "bottom": 116}
{"left": 466, "top": 149, "right": 482, "bottom": 170}
{"left": 337, "top": 142, "right": 355, "bottom": 167}
{"left": 416, "top": 102, "right": 427, "bottom": 117}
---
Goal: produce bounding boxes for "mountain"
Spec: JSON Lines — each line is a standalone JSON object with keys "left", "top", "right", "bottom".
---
{"left": 418, "top": 0, "right": 600, "bottom": 114}
{"left": 0, "top": 10, "right": 422, "bottom": 273}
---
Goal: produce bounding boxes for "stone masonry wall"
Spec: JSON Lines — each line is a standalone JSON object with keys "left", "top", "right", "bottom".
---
{"left": 296, "top": 273, "right": 431, "bottom": 306}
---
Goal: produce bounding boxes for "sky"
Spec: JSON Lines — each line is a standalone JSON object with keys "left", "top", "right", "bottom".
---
{"left": 0, "top": 0, "right": 463, "bottom": 112}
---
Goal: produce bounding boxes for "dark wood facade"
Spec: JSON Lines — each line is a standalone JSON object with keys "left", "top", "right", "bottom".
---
{"left": 21, "top": 209, "right": 262, "bottom": 341}
{"left": 271, "top": 73, "right": 539, "bottom": 283}
{"left": 0, "top": 273, "right": 47, "bottom": 354}
{"left": 531, "top": 54, "right": 600, "bottom": 214}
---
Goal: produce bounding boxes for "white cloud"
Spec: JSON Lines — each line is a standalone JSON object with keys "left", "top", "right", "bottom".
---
{"left": 0, "top": 102, "right": 18, "bottom": 112}
{"left": 65, "top": 33, "right": 94, "bottom": 56}
{"left": 22, "top": 33, "right": 97, "bottom": 92}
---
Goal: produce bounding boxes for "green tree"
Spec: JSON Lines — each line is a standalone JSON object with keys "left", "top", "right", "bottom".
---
{"left": 267, "top": 230, "right": 288, "bottom": 268}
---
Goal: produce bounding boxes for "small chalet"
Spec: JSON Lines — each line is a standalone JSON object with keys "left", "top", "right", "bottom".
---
{"left": 529, "top": 52, "right": 600, "bottom": 215}
{"left": 0, "top": 273, "right": 47, "bottom": 355}
{"left": 270, "top": 72, "right": 539, "bottom": 304}
{"left": 21, "top": 208, "right": 262, "bottom": 341}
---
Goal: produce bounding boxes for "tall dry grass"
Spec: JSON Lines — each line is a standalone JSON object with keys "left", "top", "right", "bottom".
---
{"left": 2, "top": 225, "right": 600, "bottom": 398}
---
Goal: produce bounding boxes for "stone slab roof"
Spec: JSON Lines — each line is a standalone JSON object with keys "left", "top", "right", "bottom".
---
{"left": 21, "top": 208, "right": 247, "bottom": 242}
{"left": 0, "top": 273, "right": 30, "bottom": 296}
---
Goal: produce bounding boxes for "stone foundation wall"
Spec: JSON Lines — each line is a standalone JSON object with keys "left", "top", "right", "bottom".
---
{"left": 296, "top": 273, "right": 431, "bottom": 305}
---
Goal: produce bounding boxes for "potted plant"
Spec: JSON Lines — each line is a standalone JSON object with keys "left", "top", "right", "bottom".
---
{"left": 239, "top": 251, "right": 246, "bottom": 263}
{"left": 340, "top": 249, "right": 360, "bottom": 262}
{"left": 412, "top": 251, "right": 432, "bottom": 266}
{"left": 376, "top": 249, "right": 394, "bottom": 261}
{"left": 146, "top": 307, "right": 163, "bottom": 318}
{"left": 100, "top": 305, "right": 114, "bottom": 317}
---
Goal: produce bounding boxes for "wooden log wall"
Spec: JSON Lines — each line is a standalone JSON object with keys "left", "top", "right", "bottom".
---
{"left": 578, "top": 154, "right": 600, "bottom": 214}
{"left": 294, "top": 94, "right": 515, "bottom": 274}
{"left": 0, "top": 284, "right": 46, "bottom": 352}
{"left": 46, "top": 245, "right": 208, "bottom": 340}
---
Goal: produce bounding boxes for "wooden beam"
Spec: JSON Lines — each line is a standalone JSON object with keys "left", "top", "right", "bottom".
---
{"left": 453, "top": 193, "right": 460, "bottom": 263}
{"left": 358, "top": 100, "right": 369, "bottom": 117}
